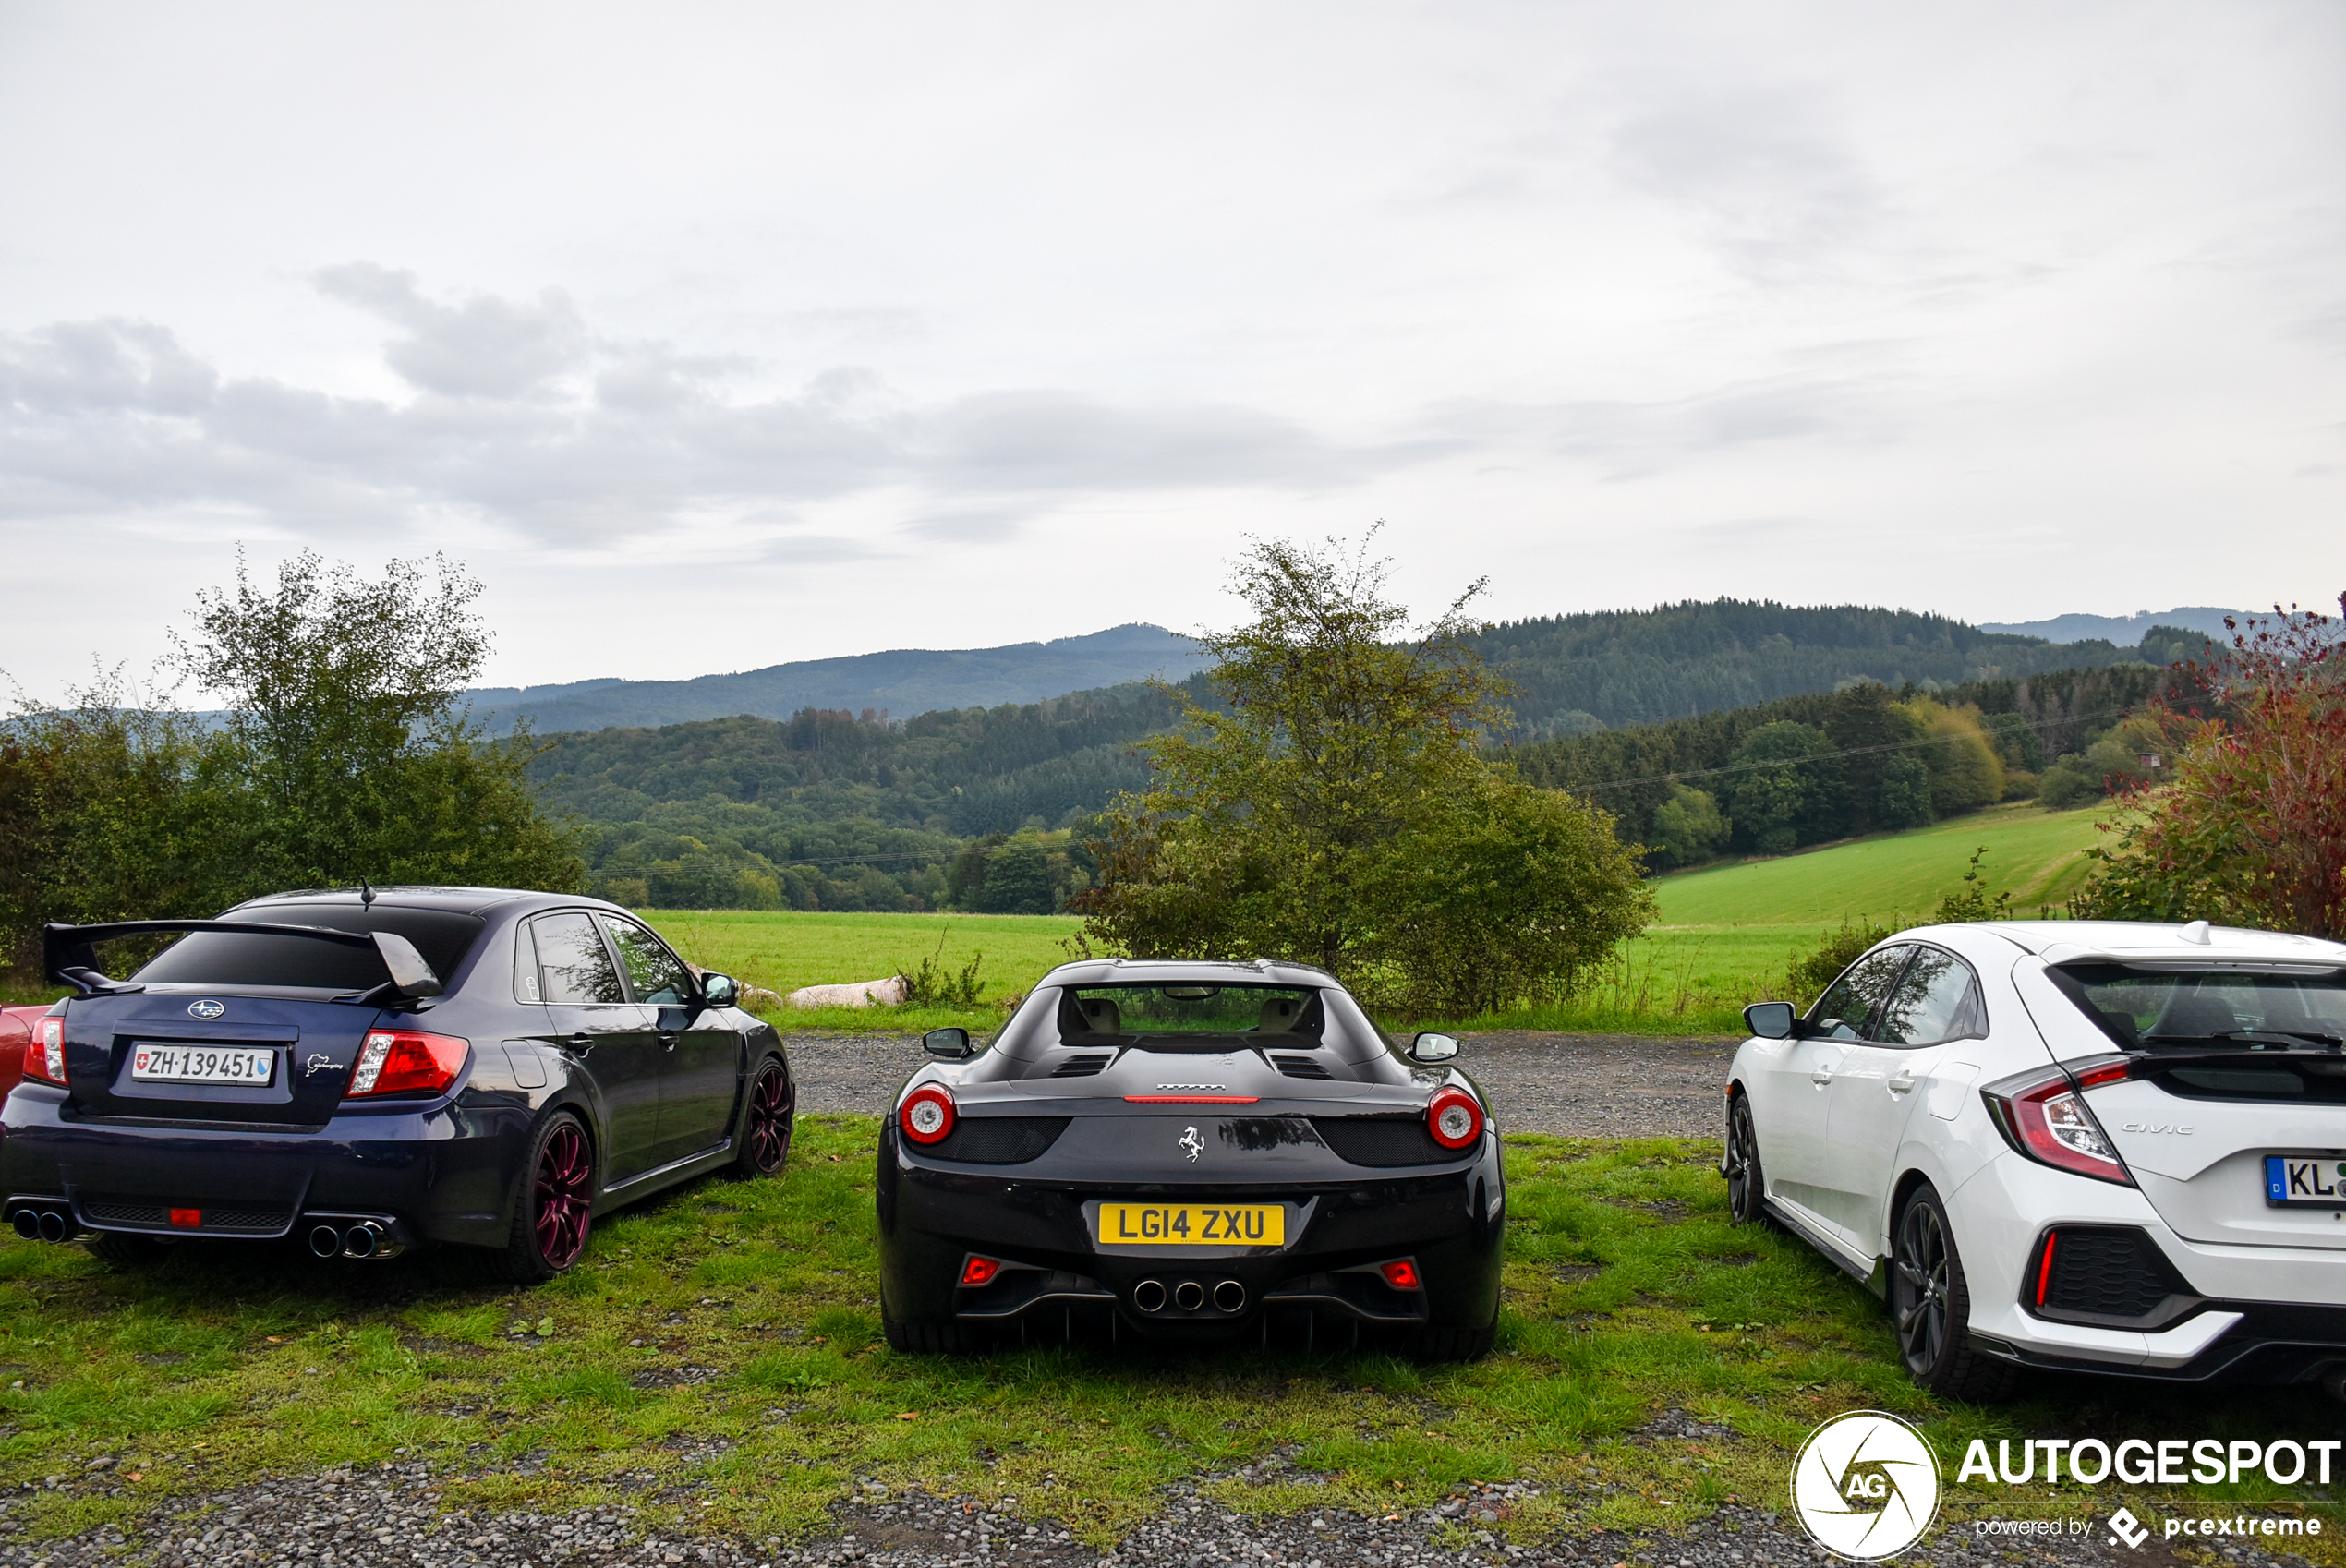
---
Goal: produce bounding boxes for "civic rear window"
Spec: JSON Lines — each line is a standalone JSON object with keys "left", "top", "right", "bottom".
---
{"left": 131, "top": 905, "right": 487, "bottom": 989}
{"left": 2050, "top": 963, "right": 2346, "bottom": 1050}
{"left": 1058, "top": 985, "right": 1324, "bottom": 1046}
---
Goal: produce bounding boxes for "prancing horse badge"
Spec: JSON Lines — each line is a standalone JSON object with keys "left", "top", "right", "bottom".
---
{"left": 1179, "top": 1125, "right": 1204, "bottom": 1162}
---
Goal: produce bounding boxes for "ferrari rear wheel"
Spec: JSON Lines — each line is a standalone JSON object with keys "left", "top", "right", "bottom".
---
{"left": 494, "top": 1111, "right": 594, "bottom": 1284}
{"left": 1398, "top": 1320, "right": 1496, "bottom": 1360}
{"left": 881, "top": 1287, "right": 991, "bottom": 1355}
{"left": 728, "top": 1057, "right": 792, "bottom": 1178}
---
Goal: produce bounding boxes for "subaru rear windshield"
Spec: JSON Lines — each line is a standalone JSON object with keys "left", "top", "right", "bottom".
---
{"left": 1058, "top": 984, "right": 1324, "bottom": 1047}
{"left": 130, "top": 905, "right": 487, "bottom": 990}
{"left": 2050, "top": 963, "right": 2346, "bottom": 1049}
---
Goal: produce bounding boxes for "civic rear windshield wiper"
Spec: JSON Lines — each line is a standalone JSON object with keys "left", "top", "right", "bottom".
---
{"left": 2148, "top": 1029, "right": 2346, "bottom": 1049}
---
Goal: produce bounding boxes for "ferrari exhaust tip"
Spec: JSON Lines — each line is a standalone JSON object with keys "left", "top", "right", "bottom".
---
{"left": 1133, "top": 1279, "right": 1167, "bottom": 1313}
{"left": 341, "top": 1222, "right": 385, "bottom": 1260}
{"left": 35, "top": 1212, "right": 68, "bottom": 1244}
{"left": 1213, "top": 1279, "right": 1245, "bottom": 1313}
{"left": 308, "top": 1224, "right": 345, "bottom": 1259}
{"left": 10, "top": 1210, "right": 39, "bottom": 1241}
{"left": 1173, "top": 1279, "right": 1205, "bottom": 1312}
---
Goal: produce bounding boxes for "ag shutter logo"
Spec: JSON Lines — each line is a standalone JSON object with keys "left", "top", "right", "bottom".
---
{"left": 1790, "top": 1411, "right": 1941, "bottom": 1561}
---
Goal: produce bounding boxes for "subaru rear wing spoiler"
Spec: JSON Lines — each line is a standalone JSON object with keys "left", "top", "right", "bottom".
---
{"left": 42, "top": 920, "right": 444, "bottom": 1004}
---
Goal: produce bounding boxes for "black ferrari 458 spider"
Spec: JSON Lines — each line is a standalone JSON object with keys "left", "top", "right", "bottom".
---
{"left": 5, "top": 886, "right": 793, "bottom": 1280}
{"left": 876, "top": 959, "right": 1504, "bottom": 1358}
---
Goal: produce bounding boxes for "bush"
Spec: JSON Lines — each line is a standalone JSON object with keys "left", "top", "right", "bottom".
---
{"left": 2037, "top": 754, "right": 2102, "bottom": 808}
{"left": 1647, "top": 783, "right": 1730, "bottom": 867}
{"left": 898, "top": 936, "right": 985, "bottom": 1008}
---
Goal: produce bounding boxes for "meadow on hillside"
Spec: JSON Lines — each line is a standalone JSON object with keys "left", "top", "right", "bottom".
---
{"left": 640, "top": 802, "right": 2110, "bottom": 1038}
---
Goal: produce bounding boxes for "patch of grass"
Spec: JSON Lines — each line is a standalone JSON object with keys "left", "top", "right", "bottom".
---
{"left": 1, "top": 1122, "right": 2337, "bottom": 1560}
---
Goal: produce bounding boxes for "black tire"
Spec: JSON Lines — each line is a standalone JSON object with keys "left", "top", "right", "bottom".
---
{"left": 492, "top": 1111, "right": 595, "bottom": 1285}
{"left": 727, "top": 1056, "right": 793, "bottom": 1179}
{"left": 1890, "top": 1183, "right": 2016, "bottom": 1403}
{"left": 880, "top": 1288, "right": 992, "bottom": 1355}
{"left": 1723, "top": 1092, "right": 1769, "bottom": 1225}
{"left": 83, "top": 1232, "right": 173, "bottom": 1270}
{"left": 1398, "top": 1320, "right": 1497, "bottom": 1360}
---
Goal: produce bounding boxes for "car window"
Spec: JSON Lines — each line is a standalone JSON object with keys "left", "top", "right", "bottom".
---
{"left": 2050, "top": 964, "right": 2346, "bottom": 1048}
{"left": 529, "top": 913, "right": 626, "bottom": 1006}
{"left": 1058, "top": 984, "right": 1323, "bottom": 1045}
{"left": 133, "top": 904, "right": 485, "bottom": 989}
{"left": 1873, "top": 946, "right": 1981, "bottom": 1046}
{"left": 601, "top": 916, "right": 695, "bottom": 1006}
{"left": 1808, "top": 948, "right": 1911, "bottom": 1042}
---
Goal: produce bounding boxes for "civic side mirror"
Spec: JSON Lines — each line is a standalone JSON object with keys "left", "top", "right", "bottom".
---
{"left": 924, "top": 1027, "right": 973, "bottom": 1060}
{"left": 1408, "top": 1031, "right": 1460, "bottom": 1064}
{"left": 700, "top": 972, "right": 739, "bottom": 1007}
{"left": 1744, "top": 1001, "right": 1797, "bottom": 1040}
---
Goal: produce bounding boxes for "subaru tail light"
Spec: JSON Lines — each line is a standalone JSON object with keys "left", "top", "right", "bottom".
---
{"left": 901, "top": 1084, "right": 956, "bottom": 1145}
{"left": 1981, "top": 1057, "right": 2134, "bottom": 1186}
{"left": 1426, "top": 1086, "right": 1484, "bottom": 1151}
{"left": 25, "top": 1016, "right": 67, "bottom": 1086}
{"left": 345, "top": 1031, "right": 470, "bottom": 1098}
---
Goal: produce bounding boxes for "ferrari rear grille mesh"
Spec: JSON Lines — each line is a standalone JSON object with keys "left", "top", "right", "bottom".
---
{"left": 1270, "top": 1055, "right": 1332, "bottom": 1080}
{"left": 928, "top": 1116, "right": 1071, "bottom": 1164}
{"left": 2040, "top": 1228, "right": 2178, "bottom": 1320}
{"left": 1312, "top": 1116, "right": 1450, "bottom": 1167}
{"left": 1050, "top": 1055, "right": 1113, "bottom": 1078}
{"left": 80, "top": 1199, "right": 291, "bottom": 1233}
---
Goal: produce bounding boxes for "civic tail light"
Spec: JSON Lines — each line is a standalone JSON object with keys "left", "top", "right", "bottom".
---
{"left": 345, "top": 1031, "right": 470, "bottom": 1098}
{"left": 1426, "top": 1086, "right": 1484, "bottom": 1151}
{"left": 25, "top": 1016, "right": 67, "bottom": 1086}
{"left": 1981, "top": 1056, "right": 2134, "bottom": 1186}
{"left": 901, "top": 1084, "right": 956, "bottom": 1145}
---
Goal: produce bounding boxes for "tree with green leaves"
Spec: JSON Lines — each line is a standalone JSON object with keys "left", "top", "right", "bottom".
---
{"left": 1076, "top": 533, "right": 1651, "bottom": 1013}
{"left": 171, "top": 549, "right": 583, "bottom": 899}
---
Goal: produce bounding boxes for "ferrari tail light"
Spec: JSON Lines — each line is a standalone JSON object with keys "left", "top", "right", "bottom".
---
{"left": 25, "top": 1016, "right": 66, "bottom": 1086}
{"left": 901, "top": 1084, "right": 955, "bottom": 1144}
{"left": 960, "top": 1256, "right": 1000, "bottom": 1286}
{"left": 1379, "top": 1259, "right": 1421, "bottom": 1290}
{"left": 1426, "top": 1086, "right": 1484, "bottom": 1151}
{"left": 345, "top": 1031, "right": 470, "bottom": 1098}
{"left": 1981, "top": 1057, "right": 2134, "bottom": 1186}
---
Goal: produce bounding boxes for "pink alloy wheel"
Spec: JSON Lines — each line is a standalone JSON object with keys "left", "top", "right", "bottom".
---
{"left": 534, "top": 1122, "right": 592, "bottom": 1269}
{"left": 746, "top": 1064, "right": 791, "bottom": 1173}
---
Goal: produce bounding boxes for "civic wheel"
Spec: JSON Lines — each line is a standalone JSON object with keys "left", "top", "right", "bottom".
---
{"left": 1889, "top": 1183, "right": 2015, "bottom": 1403}
{"left": 1723, "top": 1093, "right": 1767, "bottom": 1225}
{"left": 494, "top": 1112, "right": 594, "bottom": 1283}
{"left": 729, "top": 1057, "right": 793, "bottom": 1178}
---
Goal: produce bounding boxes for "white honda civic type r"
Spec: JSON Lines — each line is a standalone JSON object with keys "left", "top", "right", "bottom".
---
{"left": 1723, "top": 919, "right": 2346, "bottom": 1402}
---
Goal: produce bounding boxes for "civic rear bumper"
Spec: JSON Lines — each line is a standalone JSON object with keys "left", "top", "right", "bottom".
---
{"left": 0, "top": 1083, "right": 529, "bottom": 1248}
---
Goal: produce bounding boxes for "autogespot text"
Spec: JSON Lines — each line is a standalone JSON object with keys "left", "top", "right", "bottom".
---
{"left": 1956, "top": 1437, "right": 2343, "bottom": 1487}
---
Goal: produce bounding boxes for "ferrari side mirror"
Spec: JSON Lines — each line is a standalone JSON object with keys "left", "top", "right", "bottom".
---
{"left": 923, "top": 1027, "right": 973, "bottom": 1060}
{"left": 1408, "top": 1031, "right": 1460, "bottom": 1064}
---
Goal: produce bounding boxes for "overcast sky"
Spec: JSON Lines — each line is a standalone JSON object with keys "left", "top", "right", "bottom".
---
{"left": 2, "top": 2, "right": 2340, "bottom": 697}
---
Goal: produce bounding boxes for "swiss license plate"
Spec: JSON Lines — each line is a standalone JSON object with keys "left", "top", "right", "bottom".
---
{"left": 1095, "top": 1203, "right": 1285, "bottom": 1247}
{"left": 130, "top": 1044, "right": 276, "bottom": 1086}
{"left": 2264, "top": 1155, "right": 2346, "bottom": 1206}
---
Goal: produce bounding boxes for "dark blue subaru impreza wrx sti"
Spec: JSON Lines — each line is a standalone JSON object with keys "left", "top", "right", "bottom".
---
{"left": 4, "top": 886, "right": 794, "bottom": 1279}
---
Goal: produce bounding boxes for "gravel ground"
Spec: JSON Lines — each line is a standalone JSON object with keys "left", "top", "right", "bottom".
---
{"left": 781, "top": 1031, "right": 1736, "bottom": 1141}
{"left": 3, "top": 1450, "right": 2316, "bottom": 1568}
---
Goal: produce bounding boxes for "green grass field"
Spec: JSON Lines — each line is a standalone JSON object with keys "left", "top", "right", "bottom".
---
{"left": 0, "top": 1126, "right": 2329, "bottom": 1560}
{"left": 642, "top": 802, "right": 2113, "bottom": 1040}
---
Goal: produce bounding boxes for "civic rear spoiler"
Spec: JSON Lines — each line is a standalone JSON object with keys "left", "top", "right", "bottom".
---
{"left": 42, "top": 920, "right": 444, "bottom": 1005}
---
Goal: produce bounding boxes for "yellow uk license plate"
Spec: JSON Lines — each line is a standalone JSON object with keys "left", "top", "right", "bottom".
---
{"left": 1096, "top": 1202, "right": 1285, "bottom": 1247}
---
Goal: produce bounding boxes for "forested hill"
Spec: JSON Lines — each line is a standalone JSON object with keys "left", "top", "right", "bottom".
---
{"left": 1461, "top": 601, "right": 2148, "bottom": 737}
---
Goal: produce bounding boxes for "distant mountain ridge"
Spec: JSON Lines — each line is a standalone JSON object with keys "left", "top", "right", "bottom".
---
{"left": 469, "top": 623, "right": 1200, "bottom": 734}
{"left": 1977, "top": 607, "right": 2250, "bottom": 644}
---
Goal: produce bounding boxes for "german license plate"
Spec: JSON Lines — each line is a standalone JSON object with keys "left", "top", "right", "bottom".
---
{"left": 2264, "top": 1155, "right": 2346, "bottom": 1205}
{"left": 1095, "top": 1203, "right": 1284, "bottom": 1247}
{"left": 130, "top": 1044, "right": 276, "bottom": 1085}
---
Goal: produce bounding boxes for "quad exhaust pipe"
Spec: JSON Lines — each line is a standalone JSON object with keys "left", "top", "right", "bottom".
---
{"left": 9, "top": 1208, "right": 73, "bottom": 1244}
{"left": 1131, "top": 1276, "right": 1246, "bottom": 1315}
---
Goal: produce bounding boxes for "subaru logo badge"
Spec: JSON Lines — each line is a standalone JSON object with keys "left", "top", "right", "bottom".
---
{"left": 1179, "top": 1125, "right": 1204, "bottom": 1162}
{"left": 187, "top": 1000, "right": 224, "bottom": 1020}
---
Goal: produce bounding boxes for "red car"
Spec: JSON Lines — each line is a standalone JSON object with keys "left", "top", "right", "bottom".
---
{"left": 0, "top": 1006, "right": 42, "bottom": 1102}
